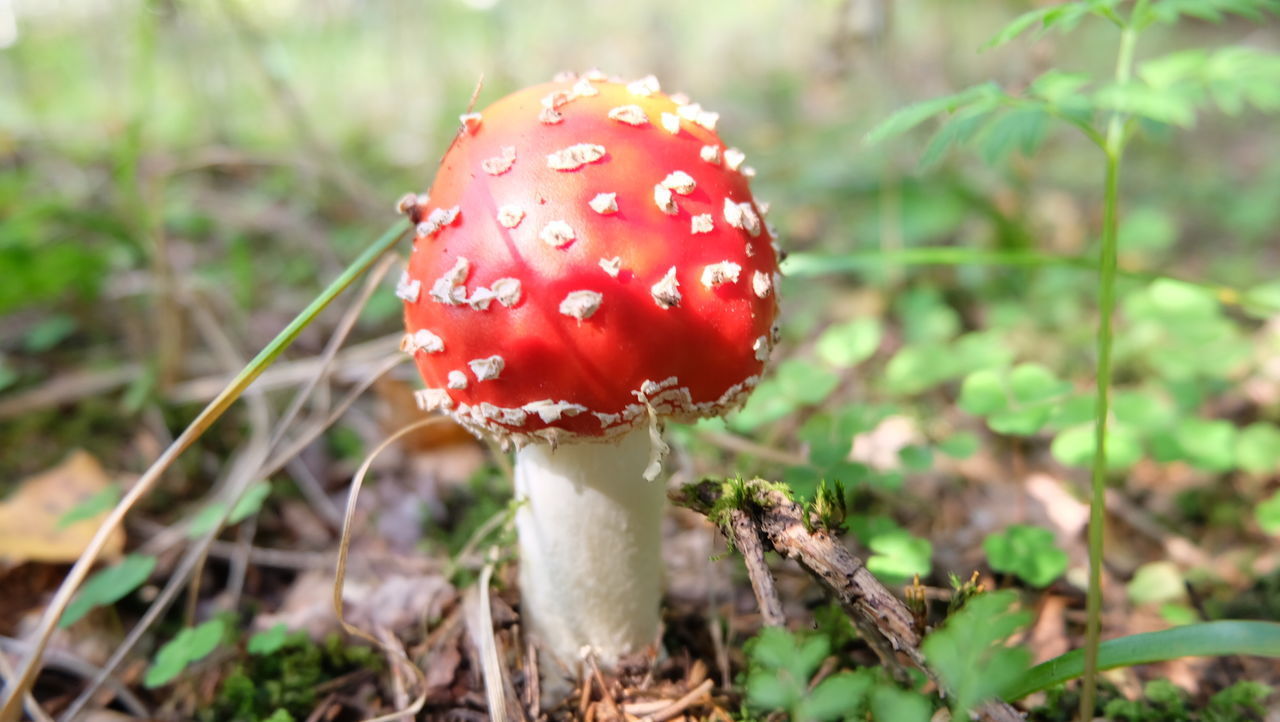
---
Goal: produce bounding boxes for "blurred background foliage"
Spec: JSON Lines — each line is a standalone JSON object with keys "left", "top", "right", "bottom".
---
{"left": 4, "top": 0, "right": 1280, "bottom": 635}
{"left": 4, "top": 0, "right": 1277, "bottom": 467}
{"left": 2, "top": 0, "right": 1280, "bottom": 717}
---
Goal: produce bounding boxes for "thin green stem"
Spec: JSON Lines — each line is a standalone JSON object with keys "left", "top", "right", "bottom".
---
{"left": 0, "top": 221, "right": 408, "bottom": 722}
{"left": 1080, "top": 14, "right": 1139, "bottom": 720}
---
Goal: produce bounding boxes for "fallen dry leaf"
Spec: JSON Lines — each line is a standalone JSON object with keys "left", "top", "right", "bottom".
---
{"left": 255, "top": 569, "right": 456, "bottom": 640}
{"left": 0, "top": 450, "right": 124, "bottom": 565}
{"left": 1027, "top": 594, "right": 1069, "bottom": 665}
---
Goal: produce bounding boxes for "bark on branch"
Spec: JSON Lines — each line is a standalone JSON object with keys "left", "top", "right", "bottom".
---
{"left": 670, "top": 478, "right": 1024, "bottom": 722}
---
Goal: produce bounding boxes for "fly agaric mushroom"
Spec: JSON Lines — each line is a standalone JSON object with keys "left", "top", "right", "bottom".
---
{"left": 397, "top": 72, "right": 779, "bottom": 679}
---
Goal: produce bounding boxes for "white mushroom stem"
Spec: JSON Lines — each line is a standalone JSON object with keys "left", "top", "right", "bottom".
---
{"left": 513, "top": 426, "right": 665, "bottom": 681}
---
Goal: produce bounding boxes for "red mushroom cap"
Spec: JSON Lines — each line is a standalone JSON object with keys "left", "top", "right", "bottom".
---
{"left": 399, "top": 72, "right": 780, "bottom": 446}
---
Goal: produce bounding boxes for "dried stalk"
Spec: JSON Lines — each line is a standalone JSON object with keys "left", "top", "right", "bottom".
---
{"left": 671, "top": 478, "right": 1024, "bottom": 722}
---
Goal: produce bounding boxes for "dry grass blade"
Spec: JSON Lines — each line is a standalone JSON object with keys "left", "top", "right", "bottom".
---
{"left": 58, "top": 291, "right": 276, "bottom": 721}
{"left": 333, "top": 416, "right": 450, "bottom": 722}
{"left": 181, "top": 290, "right": 275, "bottom": 621}
{"left": 463, "top": 550, "right": 524, "bottom": 722}
{"left": 0, "top": 649, "right": 54, "bottom": 722}
{"left": 268, "top": 253, "right": 398, "bottom": 452}
{"left": 170, "top": 334, "right": 400, "bottom": 403}
{"left": 0, "top": 365, "right": 141, "bottom": 421}
{"left": 0, "top": 637, "right": 150, "bottom": 719}
{"left": 260, "top": 352, "right": 405, "bottom": 478}
{"left": 0, "top": 221, "right": 406, "bottom": 722}
{"left": 59, "top": 418, "right": 273, "bottom": 720}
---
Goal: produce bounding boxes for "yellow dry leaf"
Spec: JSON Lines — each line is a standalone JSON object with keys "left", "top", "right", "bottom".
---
{"left": 0, "top": 450, "right": 124, "bottom": 564}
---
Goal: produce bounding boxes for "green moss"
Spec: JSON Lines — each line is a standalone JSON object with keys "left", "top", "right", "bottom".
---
{"left": 203, "top": 633, "right": 380, "bottom": 722}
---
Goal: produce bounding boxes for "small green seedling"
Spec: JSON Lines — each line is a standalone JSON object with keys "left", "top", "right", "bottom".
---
{"left": 60, "top": 553, "right": 156, "bottom": 628}
{"left": 145, "top": 618, "right": 227, "bottom": 688}
{"left": 744, "top": 627, "right": 931, "bottom": 722}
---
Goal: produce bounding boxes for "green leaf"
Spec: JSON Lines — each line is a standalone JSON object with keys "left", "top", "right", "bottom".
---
{"left": 988, "top": 405, "right": 1054, "bottom": 436}
{"left": 745, "top": 627, "right": 838, "bottom": 717}
{"left": 960, "top": 364, "right": 1069, "bottom": 436}
{"left": 1050, "top": 423, "right": 1143, "bottom": 471}
{"left": 1147, "top": 0, "right": 1280, "bottom": 25}
{"left": 746, "top": 671, "right": 798, "bottom": 714}
{"left": 1139, "top": 48, "right": 1210, "bottom": 89}
{"left": 920, "top": 105, "right": 993, "bottom": 168}
{"left": 984, "top": 525, "right": 1069, "bottom": 588}
{"left": 1206, "top": 47, "right": 1280, "bottom": 115}
{"left": 923, "top": 590, "right": 1032, "bottom": 714}
{"left": 188, "top": 501, "right": 231, "bottom": 539}
{"left": 959, "top": 369, "right": 1006, "bottom": 416}
{"left": 1111, "top": 391, "right": 1170, "bottom": 431}
{"left": 1127, "top": 561, "right": 1187, "bottom": 605}
{"left": 847, "top": 514, "right": 904, "bottom": 547}
{"left": 898, "top": 444, "right": 934, "bottom": 472}
{"left": 884, "top": 332, "right": 1012, "bottom": 397}
{"left": 1258, "top": 491, "right": 1280, "bottom": 535}
{"left": 186, "top": 618, "right": 225, "bottom": 659}
{"left": 1159, "top": 603, "right": 1199, "bottom": 626}
{"left": 777, "top": 359, "right": 841, "bottom": 406}
{"left": 1147, "top": 278, "right": 1218, "bottom": 317}
{"left": 938, "top": 431, "right": 980, "bottom": 459}
{"left": 865, "top": 83, "right": 1003, "bottom": 145}
{"left": 867, "top": 530, "right": 932, "bottom": 584}
{"left": 732, "top": 358, "right": 840, "bottom": 431}
{"left": 983, "top": 0, "right": 1116, "bottom": 48}
{"left": 985, "top": 0, "right": 1120, "bottom": 49}
{"left": 978, "top": 106, "right": 1050, "bottom": 164}
{"left": 1048, "top": 393, "right": 1098, "bottom": 428}
{"left": 61, "top": 554, "right": 157, "bottom": 627}
{"left": 1029, "top": 69, "right": 1092, "bottom": 104}
{"left": 1237, "top": 423, "right": 1280, "bottom": 474}
{"left": 749, "top": 627, "right": 829, "bottom": 683}
{"left": 1093, "top": 81, "right": 1199, "bottom": 127}
{"left": 1243, "top": 281, "right": 1280, "bottom": 317}
{"left": 883, "top": 344, "right": 945, "bottom": 396}
{"left": 799, "top": 672, "right": 873, "bottom": 721}
{"left": 984, "top": 6, "right": 1056, "bottom": 49}
{"left": 57, "top": 484, "right": 122, "bottom": 529}
{"left": 1173, "top": 417, "right": 1237, "bottom": 472}
{"left": 1009, "top": 363, "right": 1070, "bottom": 405}
{"left": 145, "top": 618, "right": 227, "bottom": 688}
{"left": 799, "top": 405, "right": 885, "bottom": 467}
{"left": 1105, "top": 45, "right": 1280, "bottom": 130}
{"left": 247, "top": 623, "right": 291, "bottom": 656}
{"left": 897, "top": 286, "right": 960, "bottom": 343}
{"left": 229, "top": 481, "right": 272, "bottom": 524}
{"left": 816, "top": 318, "right": 882, "bottom": 368}
{"left": 1001, "top": 621, "right": 1280, "bottom": 701}
{"left": 869, "top": 684, "right": 932, "bottom": 722}
{"left": 24, "top": 314, "right": 77, "bottom": 353}
{"left": 730, "top": 377, "right": 794, "bottom": 432}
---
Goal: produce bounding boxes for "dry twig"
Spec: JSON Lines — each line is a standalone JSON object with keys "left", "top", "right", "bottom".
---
{"left": 671, "top": 478, "right": 1025, "bottom": 722}
{"left": 724, "top": 508, "right": 786, "bottom": 627}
